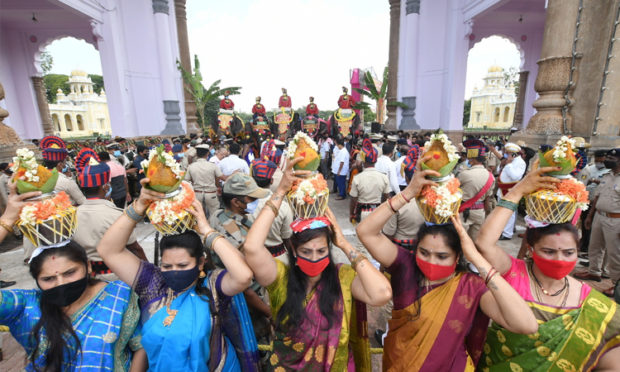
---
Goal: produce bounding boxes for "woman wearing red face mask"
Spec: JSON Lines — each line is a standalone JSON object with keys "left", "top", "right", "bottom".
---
{"left": 243, "top": 157, "right": 392, "bottom": 371}
{"left": 357, "top": 155, "right": 538, "bottom": 371}
{"left": 475, "top": 163, "right": 620, "bottom": 371}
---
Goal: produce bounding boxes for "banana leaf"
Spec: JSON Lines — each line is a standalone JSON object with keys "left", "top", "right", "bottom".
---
{"left": 145, "top": 176, "right": 184, "bottom": 194}
{"left": 538, "top": 150, "right": 574, "bottom": 176}
{"left": 294, "top": 157, "right": 320, "bottom": 172}
{"left": 421, "top": 159, "right": 459, "bottom": 178}
{"left": 16, "top": 169, "right": 58, "bottom": 194}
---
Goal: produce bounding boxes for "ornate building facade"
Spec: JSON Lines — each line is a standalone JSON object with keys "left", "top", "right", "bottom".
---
{"left": 48, "top": 70, "right": 112, "bottom": 138}
{"left": 467, "top": 65, "right": 516, "bottom": 129}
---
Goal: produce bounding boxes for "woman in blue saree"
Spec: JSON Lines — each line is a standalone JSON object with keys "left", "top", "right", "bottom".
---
{"left": 97, "top": 178, "right": 258, "bottom": 371}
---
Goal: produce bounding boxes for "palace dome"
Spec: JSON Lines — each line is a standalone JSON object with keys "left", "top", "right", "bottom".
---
{"left": 488, "top": 65, "right": 504, "bottom": 73}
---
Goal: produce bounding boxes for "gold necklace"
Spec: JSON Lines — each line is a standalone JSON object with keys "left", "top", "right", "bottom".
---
{"left": 163, "top": 288, "right": 179, "bottom": 327}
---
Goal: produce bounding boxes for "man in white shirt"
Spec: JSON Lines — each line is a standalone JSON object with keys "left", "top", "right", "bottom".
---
{"left": 331, "top": 137, "right": 349, "bottom": 200}
{"left": 319, "top": 136, "right": 333, "bottom": 178}
{"left": 393, "top": 145, "right": 408, "bottom": 191}
{"left": 375, "top": 142, "right": 401, "bottom": 195}
{"left": 218, "top": 142, "right": 249, "bottom": 176}
{"left": 498, "top": 142, "right": 526, "bottom": 240}
{"left": 210, "top": 145, "right": 228, "bottom": 165}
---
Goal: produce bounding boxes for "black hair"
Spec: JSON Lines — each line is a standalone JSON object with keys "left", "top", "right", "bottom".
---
{"left": 29, "top": 241, "right": 96, "bottom": 371}
{"left": 0, "top": 163, "right": 8, "bottom": 172}
{"left": 43, "top": 159, "right": 61, "bottom": 170}
{"left": 407, "top": 224, "right": 467, "bottom": 319}
{"left": 594, "top": 150, "right": 608, "bottom": 158}
{"left": 196, "top": 148, "right": 209, "bottom": 158}
{"left": 182, "top": 138, "right": 191, "bottom": 144}
{"left": 137, "top": 145, "right": 148, "bottom": 154}
{"left": 80, "top": 186, "right": 100, "bottom": 198}
{"left": 221, "top": 192, "right": 243, "bottom": 209}
{"left": 98, "top": 151, "right": 111, "bottom": 161}
{"left": 229, "top": 142, "right": 241, "bottom": 155}
{"left": 253, "top": 177, "right": 271, "bottom": 188}
{"left": 525, "top": 223, "right": 579, "bottom": 248}
{"left": 382, "top": 142, "right": 395, "bottom": 155}
{"left": 160, "top": 231, "right": 215, "bottom": 299}
{"left": 336, "top": 137, "right": 345, "bottom": 146}
{"left": 276, "top": 227, "right": 341, "bottom": 334}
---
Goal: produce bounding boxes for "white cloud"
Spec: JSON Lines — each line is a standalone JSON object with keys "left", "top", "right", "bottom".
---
{"left": 464, "top": 36, "right": 521, "bottom": 99}
{"left": 187, "top": 0, "right": 389, "bottom": 112}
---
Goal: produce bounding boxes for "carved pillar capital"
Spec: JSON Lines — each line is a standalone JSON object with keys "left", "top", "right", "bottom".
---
{"left": 153, "top": 0, "right": 169, "bottom": 15}
{"left": 31, "top": 76, "right": 54, "bottom": 136}
{"left": 406, "top": 0, "right": 420, "bottom": 15}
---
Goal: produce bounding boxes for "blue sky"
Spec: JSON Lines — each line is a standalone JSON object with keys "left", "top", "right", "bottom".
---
{"left": 46, "top": 1, "right": 519, "bottom": 109}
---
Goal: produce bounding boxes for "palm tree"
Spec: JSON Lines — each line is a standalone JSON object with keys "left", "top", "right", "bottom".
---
{"left": 353, "top": 66, "right": 407, "bottom": 124}
{"left": 177, "top": 55, "right": 241, "bottom": 131}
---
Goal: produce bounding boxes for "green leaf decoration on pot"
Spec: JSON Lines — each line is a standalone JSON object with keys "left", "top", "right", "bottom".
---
{"left": 16, "top": 169, "right": 58, "bottom": 194}
{"left": 146, "top": 176, "right": 184, "bottom": 193}
{"left": 539, "top": 149, "right": 576, "bottom": 176}
{"left": 292, "top": 137, "right": 320, "bottom": 171}
{"left": 421, "top": 159, "right": 459, "bottom": 178}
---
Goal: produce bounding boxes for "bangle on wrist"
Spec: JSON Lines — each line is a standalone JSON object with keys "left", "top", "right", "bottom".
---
{"left": 210, "top": 235, "right": 225, "bottom": 251}
{"left": 204, "top": 231, "right": 222, "bottom": 250}
{"left": 0, "top": 219, "right": 13, "bottom": 234}
{"left": 399, "top": 192, "right": 411, "bottom": 203}
{"left": 485, "top": 268, "right": 498, "bottom": 285}
{"left": 124, "top": 204, "right": 144, "bottom": 223}
{"left": 265, "top": 200, "right": 279, "bottom": 217}
{"left": 497, "top": 198, "right": 518, "bottom": 212}
{"left": 350, "top": 254, "right": 367, "bottom": 270}
{"left": 387, "top": 198, "right": 397, "bottom": 214}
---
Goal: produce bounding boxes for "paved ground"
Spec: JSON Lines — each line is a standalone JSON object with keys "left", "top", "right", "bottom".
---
{"left": 0, "top": 185, "right": 607, "bottom": 370}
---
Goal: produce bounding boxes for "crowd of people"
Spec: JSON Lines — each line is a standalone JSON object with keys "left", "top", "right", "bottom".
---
{"left": 0, "top": 126, "right": 618, "bottom": 371}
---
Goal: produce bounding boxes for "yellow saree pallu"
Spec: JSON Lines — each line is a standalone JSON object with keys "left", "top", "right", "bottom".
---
{"left": 383, "top": 273, "right": 489, "bottom": 372}
{"left": 480, "top": 290, "right": 620, "bottom": 372}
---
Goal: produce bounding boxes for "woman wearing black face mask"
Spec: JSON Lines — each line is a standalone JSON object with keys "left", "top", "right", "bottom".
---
{"left": 97, "top": 178, "right": 258, "bottom": 371}
{"left": 243, "top": 158, "right": 392, "bottom": 371}
{"left": 0, "top": 177, "right": 144, "bottom": 372}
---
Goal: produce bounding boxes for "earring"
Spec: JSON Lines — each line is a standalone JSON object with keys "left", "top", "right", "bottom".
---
{"left": 199, "top": 270, "right": 206, "bottom": 278}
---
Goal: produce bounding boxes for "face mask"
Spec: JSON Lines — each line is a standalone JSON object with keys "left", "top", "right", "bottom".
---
{"left": 177, "top": 153, "right": 185, "bottom": 158}
{"left": 245, "top": 199, "right": 259, "bottom": 214}
{"left": 161, "top": 265, "right": 200, "bottom": 292}
{"left": 595, "top": 162, "right": 605, "bottom": 170}
{"left": 105, "top": 185, "right": 112, "bottom": 199}
{"left": 61, "top": 165, "right": 69, "bottom": 173}
{"left": 40, "top": 276, "right": 88, "bottom": 307}
{"left": 465, "top": 160, "right": 471, "bottom": 168}
{"left": 531, "top": 250, "right": 576, "bottom": 280}
{"left": 415, "top": 255, "right": 457, "bottom": 281}
{"left": 297, "top": 255, "right": 330, "bottom": 277}
{"left": 604, "top": 160, "right": 617, "bottom": 169}
{"left": 113, "top": 150, "right": 121, "bottom": 157}
{"left": 210, "top": 149, "right": 216, "bottom": 156}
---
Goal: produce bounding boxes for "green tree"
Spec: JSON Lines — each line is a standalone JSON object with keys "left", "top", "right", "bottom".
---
{"left": 503, "top": 67, "right": 520, "bottom": 95}
{"left": 462, "top": 99, "right": 471, "bottom": 127}
{"left": 88, "top": 74, "right": 105, "bottom": 94}
{"left": 40, "top": 51, "right": 54, "bottom": 75}
{"left": 353, "top": 66, "right": 407, "bottom": 124}
{"left": 43, "top": 74, "right": 69, "bottom": 103}
{"left": 177, "top": 55, "right": 241, "bottom": 132}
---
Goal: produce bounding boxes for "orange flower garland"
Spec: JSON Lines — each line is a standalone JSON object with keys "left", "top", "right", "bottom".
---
{"left": 19, "top": 192, "right": 72, "bottom": 224}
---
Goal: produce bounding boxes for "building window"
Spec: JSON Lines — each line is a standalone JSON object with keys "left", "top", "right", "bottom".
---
{"left": 52, "top": 114, "right": 60, "bottom": 132}
{"left": 494, "top": 108, "right": 500, "bottom": 122}
{"left": 503, "top": 107, "right": 510, "bottom": 122}
{"left": 476, "top": 112, "right": 481, "bottom": 122}
{"left": 76, "top": 115, "right": 84, "bottom": 131}
{"left": 64, "top": 114, "right": 73, "bottom": 131}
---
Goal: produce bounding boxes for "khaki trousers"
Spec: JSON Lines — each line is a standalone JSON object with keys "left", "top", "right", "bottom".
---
{"left": 588, "top": 213, "right": 620, "bottom": 282}
{"left": 197, "top": 191, "right": 220, "bottom": 219}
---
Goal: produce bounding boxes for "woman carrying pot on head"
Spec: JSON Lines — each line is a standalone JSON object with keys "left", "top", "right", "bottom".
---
{"left": 97, "top": 178, "right": 259, "bottom": 371}
{"left": 0, "top": 181, "right": 145, "bottom": 371}
{"left": 475, "top": 161, "right": 620, "bottom": 371}
{"left": 243, "top": 157, "right": 392, "bottom": 371}
{"left": 356, "top": 155, "right": 538, "bottom": 371}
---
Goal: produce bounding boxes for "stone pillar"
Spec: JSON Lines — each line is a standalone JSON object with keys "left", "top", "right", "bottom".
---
{"left": 399, "top": 0, "right": 421, "bottom": 130}
{"left": 512, "top": 71, "right": 529, "bottom": 129}
{"left": 153, "top": 0, "right": 185, "bottom": 135}
{"left": 525, "top": 0, "right": 580, "bottom": 135}
{"left": 174, "top": 0, "right": 199, "bottom": 134}
{"left": 385, "top": 0, "right": 401, "bottom": 130}
{"left": 31, "top": 76, "right": 54, "bottom": 136}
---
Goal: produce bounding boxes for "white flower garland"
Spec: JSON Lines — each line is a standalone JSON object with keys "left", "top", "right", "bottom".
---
{"left": 424, "top": 133, "right": 460, "bottom": 163}
{"left": 552, "top": 136, "right": 576, "bottom": 162}
{"left": 10, "top": 148, "right": 40, "bottom": 183}
{"left": 290, "top": 175, "right": 328, "bottom": 205}
{"left": 426, "top": 183, "right": 462, "bottom": 218}
{"left": 287, "top": 132, "right": 318, "bottom": 159}
{"left": 148, "top": 182, "right": 192, "bottom": 224}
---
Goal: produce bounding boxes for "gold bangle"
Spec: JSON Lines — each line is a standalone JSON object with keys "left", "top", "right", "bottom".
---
{"left": 0, "top": 219, "right": 13, "bottom": 234}
{"left": 210, "top": 235, "right": 225, "bottom": 251}
{"left": 265, "top": 200, "right": 279, "bottom": 217}
{"left": 350, "top": 254, "right": 367, "bottom": 270}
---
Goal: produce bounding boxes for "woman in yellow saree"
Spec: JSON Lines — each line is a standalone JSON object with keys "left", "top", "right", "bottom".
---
{"left": 243, "top": 157, "right": 392, "bottom": 371}
{"left": 357, "top": 156, "right": 538, "bottom": 371}
{"left": 475, "top": 165, "right": 620, "bottom": 371}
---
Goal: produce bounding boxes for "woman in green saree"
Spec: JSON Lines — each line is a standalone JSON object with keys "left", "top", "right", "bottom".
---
{"left": 475, "top": 165, "right": 620, "bottom": 371}
{"left": 243, "top": 157, "right": 392, "bottom": 371}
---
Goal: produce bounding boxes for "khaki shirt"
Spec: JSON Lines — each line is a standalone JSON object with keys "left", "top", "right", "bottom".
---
{"left": 182, "top": 147, "right": 197, "bottom": 169}
{"left": 55, "top": 172, "right": 86, "bottom": 205}
{"left": 0, "top": 173, "right": 9, "bottom": 212}
{"left": 72, "top": 199, "right": 137, "bottom": 261}
{"left": 595, "top": 172, "right": 620, "bottom": 214}
{"left": 252, "top": 191, "right": 293, "bottom": 246}
{"left": 457, "top": 164, "right": 494, "bottom": 202}
{"left": 350, "top": 168, "right": 390, "bottom": 204}
{"left": 185, "top": 158, "right": 223, "bottom": 192}
{"left": 383, "top": 201, "right": 425, "bottom": 241}
{"left": 486, "top": 152, "right": 500, "bottom": 175}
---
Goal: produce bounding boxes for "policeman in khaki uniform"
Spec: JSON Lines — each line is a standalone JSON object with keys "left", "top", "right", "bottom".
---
{"left": 382, "top": 201, "right": 425, "bottom": 252}
{"left": 576, "top": 148, "right": 620, "bottom": 297}
{"left": 349, "top": 139, "right": 390, "bottom": 223}
{"left": 457, "top": 139, "right": 495, "bottom": 239}
{"left": 250, "top": 158, "right": 294, "bottom": 265}
{"left": 185, "top": 144, "right": 227, "bottom": 219}
{"left": 71, "top": 148, "right": 146, "bottom": 280}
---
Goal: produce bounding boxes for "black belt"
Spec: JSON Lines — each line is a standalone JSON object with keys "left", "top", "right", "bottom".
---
{"left": 390, "top": 238, "right": 416, "bottom": 252}
{"left": 358, "top": 203, "right": 379, "bottom": 212}
{"left": 267, "top": 243, "right": 287, "bottom": 257}
{"left": 90, "top": 260, "right": 112, "bottom": 276}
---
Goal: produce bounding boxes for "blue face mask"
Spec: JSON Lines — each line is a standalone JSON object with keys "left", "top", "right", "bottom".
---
{"left": 177, "top": 153, "right": 185, "bottom": 158}
{"left": 113, "top": 150, "right": 121, "bottom": 157}
{"left": 161, "top": 265, "right": 200, "bottom": 292}
{"left": 245, "top": 199, "right": 259, "bottom": 214}
{"left": 61, "top": 165, "right": 69, "bottom": 173}
{"left": 210, "top": 149, "right": 216, "bottom": 156}
{"left": 105, "top": 185, "right": 112, "bottom": 199}
{"left": 465, "top": 160, "right": 471, "bottom": 168}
